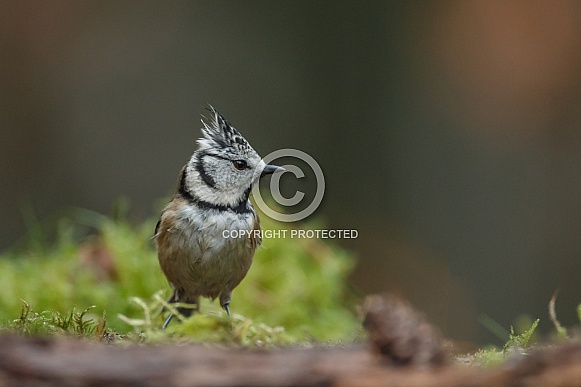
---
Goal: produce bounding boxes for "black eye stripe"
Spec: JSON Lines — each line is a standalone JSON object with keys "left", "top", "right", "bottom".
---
{"left": 207, "top": 154, "right": 249, "bottom": 170}
{"left": 195, "top": 154, "right": 216, "bottom": 188}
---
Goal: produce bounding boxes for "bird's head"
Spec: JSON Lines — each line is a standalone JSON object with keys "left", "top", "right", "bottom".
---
{"left": 182, "top": 105, "right": 283, "bottom": 208}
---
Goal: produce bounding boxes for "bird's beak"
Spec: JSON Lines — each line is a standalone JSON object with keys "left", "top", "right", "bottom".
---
{"left": 261, "top": 164, "right": 285, "bottom": 177}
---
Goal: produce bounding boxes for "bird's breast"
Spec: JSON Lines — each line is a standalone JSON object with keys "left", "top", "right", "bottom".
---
{"left": 171, "top": 203, "right": 258, "bottom": 264}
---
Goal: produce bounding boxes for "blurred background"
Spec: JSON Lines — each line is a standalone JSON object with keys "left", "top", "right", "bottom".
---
{"left": 2, "top": 0, "right": 581, "bottom": 345}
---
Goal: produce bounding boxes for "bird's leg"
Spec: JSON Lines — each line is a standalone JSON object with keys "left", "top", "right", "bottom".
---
{"left": 223, "top": 303, "right": 231, "bottom": 318}
{"left": 163, "top": 299, "right": 199, "bottom": 330}
{"left": 220, "top": 292, "right": 232, "bottom": 319}
{"left": 162, "top": 314, "right": 174, "bottom": 330}
{"left": 161, "top": 288, "right": 179, "bottom": 330}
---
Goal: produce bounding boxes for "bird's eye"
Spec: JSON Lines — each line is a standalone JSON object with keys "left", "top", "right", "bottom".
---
{"left": 232, "top": 160, "right": 247, "bottom": 170}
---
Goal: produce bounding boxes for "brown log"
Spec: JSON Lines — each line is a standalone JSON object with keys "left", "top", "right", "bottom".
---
{"left": 2, "top": 334, "right": 581, "bottom": 386}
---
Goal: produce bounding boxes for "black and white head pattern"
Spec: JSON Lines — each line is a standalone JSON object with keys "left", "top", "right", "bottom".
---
{"left": 181, "top": 106, "right": 267, "bottom": 210}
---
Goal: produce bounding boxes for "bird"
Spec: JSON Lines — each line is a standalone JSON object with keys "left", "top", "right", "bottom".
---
{"left": 154, "top": 105, "right": 283, "bottom": 329}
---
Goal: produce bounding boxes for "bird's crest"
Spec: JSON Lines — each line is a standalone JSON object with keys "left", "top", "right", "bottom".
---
{"left": 198, "top": 105, "right": 252, "bottom": 155}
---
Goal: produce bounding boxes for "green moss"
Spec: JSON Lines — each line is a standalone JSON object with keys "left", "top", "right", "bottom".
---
{"left": 8, "top": 302, "right": 105, "bottom": 338}
{"left": 0, "top": 205, "right": 361, "bottom": 345}
{"left": 466, "top": 317, "right": 540, "bottom": 367}
{"left": 116, "top": 292, "right": 295, "bottom": 346}
{"left": 502, "top": 318, "right": 539, "bottom": 352}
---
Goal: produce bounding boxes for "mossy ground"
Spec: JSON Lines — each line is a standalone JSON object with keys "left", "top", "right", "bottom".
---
{"left": 0, "top": 202, "right": 362, "bottom": 346}
{"left": 2, "top": 202, "right": 579, "bottom": 359}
